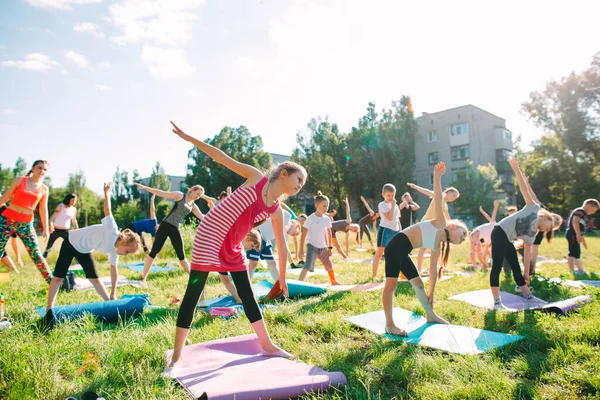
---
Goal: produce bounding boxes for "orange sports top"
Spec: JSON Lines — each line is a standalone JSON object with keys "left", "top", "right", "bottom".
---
{"left": 11, "top": 178, "right": 43, "bottom": 210}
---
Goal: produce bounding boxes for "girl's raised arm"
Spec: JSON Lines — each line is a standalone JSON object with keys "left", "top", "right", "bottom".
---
{"left": 432, "top": 162, "right": 446, "bottom": 226}
{"left": 171, "top": 121, "right": 263, "bottom": 183}
{"left": 134, "top": 183, "right": 183, "bottom": 201}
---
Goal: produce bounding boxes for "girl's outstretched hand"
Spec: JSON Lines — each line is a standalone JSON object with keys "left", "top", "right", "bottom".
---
{"left": 170, "top": 120, "right": 189, "bottom": 140}
{"left": 509, "top": 157, "right": 518, "bottom": 170}
{"left": 433, "top": 162, "right": 446, "bottom": 176}
{"left": 103, "top": 182, "right": 113, "bottom": 194}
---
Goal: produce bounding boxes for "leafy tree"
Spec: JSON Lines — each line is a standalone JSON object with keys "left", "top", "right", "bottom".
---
{"left": 12, "top": 157, "right": 27, "bottom": 177}
{"left": 186, "top": 126, "right": 272, "bottom": 212}
{"left": 113, "top": 199, "right": 144, "bottom": 228}
{"left": 452, "top": 162, "right": 505, "bottom": 225}
{"left": 149, "top": 162, "right": 171, "bottom": 192}
{"left": 112, "top": 166, "right": 131, "bottom": 207}
{"left": 292, "top": 117, "right": 348, "bottom": 216}
{"left": 0, "top": 163, "right": 14, "bottom": 193}
{"left": 521, "top": 51, "right": 600, "bottom": 219}
{"left": 67, "top": 171, "right": 102, "bottom": 226}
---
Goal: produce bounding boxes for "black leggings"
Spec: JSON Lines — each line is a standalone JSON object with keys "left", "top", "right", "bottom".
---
{"left": 176, "top": 270, "right": 262, "bottom": 328}
{"left": 149, "top": 222, "right": 185, "bottom": 260}
{"left": 490, "top": 225, "right": 526, "bottom": 287}
{"left": 53, "top": 236, "right": 99, "bottom": 279}
{"left": 43, "top": 228, "right": 69, "bottom": 258}
{"left": 384, "top": 232, "right": 418, "bottom": 279}
{"left": 358, "top": 217, "right": 373, "bottom": 242}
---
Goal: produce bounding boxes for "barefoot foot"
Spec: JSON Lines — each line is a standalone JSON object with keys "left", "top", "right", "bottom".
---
{"left": 385, "top": 324, "right": 408, "bottom": 336}
{"left": 427, "top": 313, "right": 450, "bottom": 324}
{"left": 261, "top": 345, "right": 292, "bottom": 359}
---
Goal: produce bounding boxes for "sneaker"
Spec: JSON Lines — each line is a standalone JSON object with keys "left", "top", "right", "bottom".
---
{"left": 493, "top": 302, "right": 509, "bottom": 310}
{"left": 525, "top": 294, "right": 546, "bottom": 304}
{"left": 514, "top": 285, "right": 534, "bottom": 293}
{"left": 574, "top": 270, "right": 587, "bottom": 275}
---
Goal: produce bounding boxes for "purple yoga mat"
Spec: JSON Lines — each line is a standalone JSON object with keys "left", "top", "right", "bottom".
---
{"left": 449, "top": 289, "right": 593, "bottom": 314}
{"left": 165, "top": 334, "right": 347, "bottom": 399}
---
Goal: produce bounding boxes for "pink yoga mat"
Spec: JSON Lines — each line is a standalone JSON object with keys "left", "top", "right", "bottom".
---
{"left": 165, "top": 334, "right": 347, "bottom": 399}
{"left": 449, "top": 289, "right": 593, "bottom": 314}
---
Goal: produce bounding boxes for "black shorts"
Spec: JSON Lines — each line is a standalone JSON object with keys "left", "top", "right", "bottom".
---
{"left": 566, "top": 231, "right": 581, "bottom": 259}
{"left": 384, "top": 232, "right": 418, "bottom": 279}
{"left": 53, "top": 235, "right": 99, "bottom": 279}
{"left": 533, "top": 230, "right": 544, "bottom": 245}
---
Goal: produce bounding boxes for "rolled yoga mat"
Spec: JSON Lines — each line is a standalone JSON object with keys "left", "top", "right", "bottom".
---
{"left": 449, "top": 289, "right": 593, "bottom": 314}
{"left": 73, "top": 275, "right": 142, "bottom": 290}
{"left": 37, "top": 294, "right": 151, "bottom": 324}
{"left": 164, "top": 334, "right": 347, "bottom": 399}
{"left": 345, "top": 308, "right": 524, "bottom": 355}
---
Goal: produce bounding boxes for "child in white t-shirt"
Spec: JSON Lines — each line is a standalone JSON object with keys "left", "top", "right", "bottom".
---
{"left": 297, "top": 191, "right": 341, "bottom": 285}
{"left": 372, "top": 183, "right": 400, "bottom": 277}
{"left": 46, "top": 182, "right": 142, "bottom": 310}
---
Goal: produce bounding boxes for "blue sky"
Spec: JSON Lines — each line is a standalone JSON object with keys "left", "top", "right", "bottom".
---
{"left": 1, "top": 0, "right": 599, "bottom": 193}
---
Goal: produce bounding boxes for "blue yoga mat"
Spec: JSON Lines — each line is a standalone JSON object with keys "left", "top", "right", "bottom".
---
{"left": 123, "top": 262, "right": 178, "bottom": 274}
{"left": 345, "top": 308, "right": 523, "bottom": 355}
{"left": 37, "top": 294, "right": 151, "bottom": 324}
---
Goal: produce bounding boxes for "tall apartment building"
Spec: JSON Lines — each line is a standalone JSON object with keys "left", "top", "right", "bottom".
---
{"left": 413, "top": 105, "right": 514, "bottom": 219}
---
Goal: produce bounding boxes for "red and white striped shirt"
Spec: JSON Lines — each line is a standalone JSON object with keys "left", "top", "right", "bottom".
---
{"left": 191, "top": 176, "right": 279, "bottom": 272}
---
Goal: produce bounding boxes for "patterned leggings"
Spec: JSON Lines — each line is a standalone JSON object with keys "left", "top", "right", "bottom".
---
{"left": 0, "top": 215, "right": 53, "bottom": 283}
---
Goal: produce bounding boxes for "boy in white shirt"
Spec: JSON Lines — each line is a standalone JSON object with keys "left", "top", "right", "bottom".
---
{"left": 297, "top": 191, "right": 342, "bottom": 285}
{"left": 372, "top": 184, "right": 401, "bottom": 277}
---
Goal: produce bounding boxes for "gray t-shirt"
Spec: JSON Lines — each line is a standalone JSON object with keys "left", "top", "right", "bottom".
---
{"left": 331, "top": 220, "right": 349, "bottom": 235}
{"left": 498, "top": 203, "right": 540, "bottom": 244}
{"left": 162, "top": 197, "right": 193, "bottom": 227}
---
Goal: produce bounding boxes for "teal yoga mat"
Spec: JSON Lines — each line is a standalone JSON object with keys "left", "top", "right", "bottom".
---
{"left": 345, "top": 308, "right": 523, "bottom": 355}
{"left": 123, "top": 262, "right": 178, "bottom": 274}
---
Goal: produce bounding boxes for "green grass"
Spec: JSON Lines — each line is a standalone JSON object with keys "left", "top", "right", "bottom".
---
{"left": 1, "top": 230, "right": 600, "bottom": 399}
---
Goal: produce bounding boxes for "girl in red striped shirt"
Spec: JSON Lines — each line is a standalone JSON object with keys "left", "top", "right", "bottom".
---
{"left": 163, "top": 121, "right": 308, "bottom": 378}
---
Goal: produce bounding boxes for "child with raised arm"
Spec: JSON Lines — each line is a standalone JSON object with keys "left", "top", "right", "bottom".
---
{"left": 331, "top": 197, "right": 360, "bottom": 258}
{"left": 127, "top": 194, "right": 158, "bottom": 254}
{"left": 407, "top": 182, "right": 459, "bottom": 274}
{"left": 358, "top": 195, "right": 379, "bottom": 250}
{"left": 46, "top": 183, "right": 141, "bottom": 309}
{"left": 43, "top": 193, "right": 78, "bottom": 259}
{"left": 469, "top": 200, "right": 500, "bottom": 268}
{"left": 489, "top": 158, "right": 555, "bottom": 309}
{"left": 297, "top": 192, "right": 342, "bottom": 284}
{"left": 383, "top": 162, "right": 468, "bottom": 335}
{"left": 0, "top": 160, "right": 53, "bottom": 283}
{"left": 372, "top": 184, "right": 401, "bottom": 278}
{"left": 163, "top": 121, "right": 307, "bottom": 378}
{"left": 565, "top": 199, "right": 600, "bottom": 274}
{"left": 133, "top": 182, "right": 205, "bottom": 285}
{"left": 399, "top": 192, "right": 420, "bottom": 230}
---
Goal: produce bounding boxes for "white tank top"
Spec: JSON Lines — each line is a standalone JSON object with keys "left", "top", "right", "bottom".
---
{"left": 416, "top": 220, "right": 443, "bottom": 250}
{"left": 54, "top": 204, "right": 76, "bottom": 229}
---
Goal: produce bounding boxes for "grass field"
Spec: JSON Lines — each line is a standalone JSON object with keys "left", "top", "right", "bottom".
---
{"left": 1, "top": 228, "right": 599, "bottom": 400}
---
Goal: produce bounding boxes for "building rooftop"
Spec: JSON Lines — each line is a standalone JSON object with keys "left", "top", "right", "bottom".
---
{"left": 418, "top": 104, "right": 505, "bottom": 122}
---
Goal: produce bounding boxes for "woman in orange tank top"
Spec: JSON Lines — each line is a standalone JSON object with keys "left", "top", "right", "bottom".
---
{"left": 0, "top": 160, "right": 53, "bottom": 283}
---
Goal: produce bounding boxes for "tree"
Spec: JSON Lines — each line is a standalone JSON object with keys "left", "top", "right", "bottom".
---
{"left": 292, "top": 117, "right": 348, "bottom": 216}
{"left": 521, "top": 51, "right": 600, "bottom": 219}
{"left": 113, "top": 199, "right": 144, "bottom": 228}
{"left": 12, "top": 157, "right": 27, "bottom": 177}
{"left": 452, "top": 162, "right": 504, "bottom": 225}
{"left": 0, "top": 163, "right": 14, "bottom": 193}
{"left": 186, "top": 126, "right": 272, "bottom": 212}
{"left": 149, "top": 162, "right": 171, "bottom": 192}
{"left": 112, "top": 166, "right": 131, "bottom": 207}
{"left": 67, "top": 171, "right": 102, "bottom": 226}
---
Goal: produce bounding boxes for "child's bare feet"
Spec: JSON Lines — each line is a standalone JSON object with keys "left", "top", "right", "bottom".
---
{"left": 426, "top": 313, "right": 449, "bottom": 324}
{"left": 261, "top": 344, "right": 292, "bottom": 359}
{"left": 385, "top": 324, "right": 407, "bottom": 336}
{"left": 161, "top": 359, "right": 182, "bottom": 378}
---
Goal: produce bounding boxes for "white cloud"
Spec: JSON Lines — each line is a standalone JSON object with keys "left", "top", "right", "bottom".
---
{"left": 0, "top": 53, "right": 59, "bottom": 71}
{"left": 109, "top": 0, "right": 205, "bottom": 46}
{"left": 65, "top": 50, "right": 89, "bottom": 68}
{"left": 186, "top": 89, "right": 199, "bottom": 97}
{"left": 141, "top": 46, "right": 195, "bottom": 79}
{"left": 98, "top": 61, "right": 112, "bottom": 70}
{"left": 25, "top": 0, "right": 104, "bottom": 11}
{"left": 73, "top": 22, "right": 105, "bottom": 38}
{"left": 3, "top": 109, "right": 17, "bottom": 114}
{"left": 94, "top": 84, "right": 112, "bottom": 92}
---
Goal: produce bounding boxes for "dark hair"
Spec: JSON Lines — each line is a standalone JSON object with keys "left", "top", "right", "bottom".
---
{"left": 26, "top": 160, "right": 49, "bottom": 177}
{"left": 314, "top": 191, "right": 329, "bottom": 204}
{"left": 583, "top": 199, "right": 600, "bottom": 209}
{"left": 62, "top": 193, "right": 77, "bottom": 206}
{"left": 218, "top": 191, "right": 228, "bottom": 200}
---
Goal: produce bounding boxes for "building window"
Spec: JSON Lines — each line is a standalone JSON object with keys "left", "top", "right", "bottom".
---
{"left": 429, "top": 174, "right": 434, "bottom": 186}
{"left": 451, "top": 145, "right": 469, "bottom": 161}
{"left": 427, "top": 130, "right": 437, "bottom": 143}
{"left": 428, "top": 152, "right": 439, "bottom": 165}
{"left": 503, "top": 129, "right": 512, "bottom": 141}
{"left": 450, "top": 123, "right": 468, "bottom": 136}
{"left": 180, "top": 181, "right": 187, "bottom": 191}
{"left": 499, "top": 172, "right": 513, "bottom": 184}
{"left": 452, "top": 168, "right": 470, "bottom": 182}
